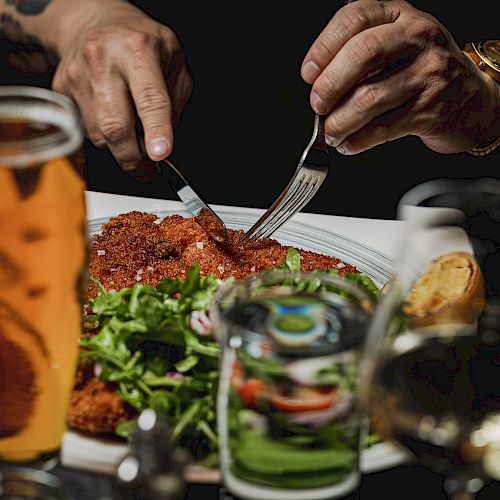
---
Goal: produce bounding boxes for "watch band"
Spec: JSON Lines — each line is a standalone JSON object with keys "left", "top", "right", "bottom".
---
{"left": 467, "top": 137, "right": 500, "bottom": 157}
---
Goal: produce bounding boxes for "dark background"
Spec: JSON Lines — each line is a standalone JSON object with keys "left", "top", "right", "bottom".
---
{"left": 1, "top": 1, "right": 498, "bottom": 221}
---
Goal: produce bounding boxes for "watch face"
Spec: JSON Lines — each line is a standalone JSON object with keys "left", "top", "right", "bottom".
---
{"left": 481, "top": 41, "right": 500, "bottom": 69}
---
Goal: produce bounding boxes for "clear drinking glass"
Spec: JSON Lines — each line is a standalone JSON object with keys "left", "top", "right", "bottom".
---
{"left": 212, "top": 270, "right": 374, "bottom": 500}
{"left": 359, "top": 178, "right": 500, "bottom": 500}
{"left": 0, "top": 86, "right": 87, "bottom": 469}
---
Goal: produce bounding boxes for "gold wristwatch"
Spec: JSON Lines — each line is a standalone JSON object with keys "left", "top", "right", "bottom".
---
{"left": 464, "top": 40, "right": 500, "bottom": 156}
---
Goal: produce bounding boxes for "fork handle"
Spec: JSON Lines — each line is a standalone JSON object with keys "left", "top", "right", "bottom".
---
{"left": 312, "top": 114, "right": 328, "bottom": 153}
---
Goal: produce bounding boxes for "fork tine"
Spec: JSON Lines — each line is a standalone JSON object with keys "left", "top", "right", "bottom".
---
{"left": 241, "top": 114, "right": 329, "bottom": 243}
{"left": 257, "top": 180, "right": 313, "bottom": 237}
{"left": 256, "top": 179, "right": 320, "bottom": 240}
{"left": 248, "top": 179, "right": 309, "bottom": 240}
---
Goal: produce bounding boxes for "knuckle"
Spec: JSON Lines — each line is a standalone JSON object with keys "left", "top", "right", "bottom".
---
{"left": 371, "top": 123, "right": 389, "bottom": 143}
{"left": 98, "top": 116, "right": 130, "bottom": 144}
{"left": 424, "top": 51, "right": 448, "bottom": 78}
{"left": 348, "top": 32, "right": 383, "bottom": 66}
{"left": 124, "top": 30, "right": 151, "bottom": 53}
{"left": 412, "top": 18, "right": 444, "bottom": 45}
{"left": 82, "top": 39, "right": 105, "bottom": 65}
{"left": 137, "top": 85, "right": 168, "bottom": 114}
{"left": 65, "top": 61, "right": 81, "bottom": 84}
{"left": 90, "top": 134, "right": 106, "bottom": 149}
{"left": 158, "top": 26, "right": 180, "bottom": 50}
{"left": 325, "top": 116, "right": 343, "bottom": 139}
{"left": 338, "top": 5, "right": 372, "bottom": 34}
{"left": 314, "top": 72, "right": 338, "bottom": 101}
{"left": 355, "top": 84, "right": 381, "bottom": 111}
{"left": 311, "top": 37, "right": 335, "bottom": 64}
{"left": 51, "top": 73, "right": 65, "bottom": 92}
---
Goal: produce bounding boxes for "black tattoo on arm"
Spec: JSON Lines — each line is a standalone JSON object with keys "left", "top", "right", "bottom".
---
{"left": 0, "top": 12, "right": 41, "bottom": 44}
{"left": 0, "top": 12, "right": 57, "bottom": 72}
{"left": 6, "top": 0, "right": 53, "bottom": 15}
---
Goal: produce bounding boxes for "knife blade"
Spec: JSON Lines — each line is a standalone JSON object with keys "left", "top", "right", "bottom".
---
{"left": 156, "top": 159, "right": 227, "bottom": 243}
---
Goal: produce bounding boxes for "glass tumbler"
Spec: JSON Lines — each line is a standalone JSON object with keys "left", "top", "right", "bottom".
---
{"left": 212, "top": 270, "right": 374, "bottom": 500}
{"left": 0, "top": 86, "right": 87, "bottom": 467}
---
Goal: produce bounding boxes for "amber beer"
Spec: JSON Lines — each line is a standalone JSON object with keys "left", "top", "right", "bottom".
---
{"left": 0, "top": 86, "right": 86, "bottom": 464}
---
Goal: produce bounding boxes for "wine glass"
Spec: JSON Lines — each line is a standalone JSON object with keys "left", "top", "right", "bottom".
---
{"left": 359, "top": 178, "right": 500, "bottom": 500}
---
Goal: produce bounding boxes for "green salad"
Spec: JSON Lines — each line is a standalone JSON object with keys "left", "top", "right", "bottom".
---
{"left": 81, "top": 248, "right": 381, "bottom": 465}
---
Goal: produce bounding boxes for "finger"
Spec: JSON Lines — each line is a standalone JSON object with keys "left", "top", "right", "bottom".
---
{"left": 125, "top": 44, "right": 174, "bottom": 161}
{"left": 159, "top": 31, "right": 193, "bottom": 128}
{"left": 52, "top": 69, "right": 106, "bottom": 149}
{"left": 73, "top": 89, "right": 106, "bottom": 149}
{"left": 169, "top": 66, "right": 193, "bottom": 129}
{"left": 311, "top": 20, "right": 419, "bottom": 114}
{"left": 335, "top": 99, "right": 417, "bottom": 155}
{"left": 92, "top": 76, "right": 146, "bottom": 175}
{"left": 324, "top": 64, "right": 421, "bottom": 147}
{"left": 301, "top": 0, "right": 402, "bottom": 84}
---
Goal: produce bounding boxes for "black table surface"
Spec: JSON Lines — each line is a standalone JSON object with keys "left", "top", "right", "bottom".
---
{"left": 51, "top": 462, "right": 500, "bottom": 500}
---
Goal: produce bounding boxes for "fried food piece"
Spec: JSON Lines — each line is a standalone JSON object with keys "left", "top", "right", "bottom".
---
{"left": 69, "top": 375, "right": 135, "bottom": 435}
{"left": 87, "top": 211, "right": 357, "bottom": 298}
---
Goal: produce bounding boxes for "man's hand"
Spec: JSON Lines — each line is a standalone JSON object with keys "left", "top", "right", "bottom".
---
{"left": 301, "top": 0, "right": 500, "bottom": 155}
{"left": 50, "top": 0, "right": 192, "bottom": 179}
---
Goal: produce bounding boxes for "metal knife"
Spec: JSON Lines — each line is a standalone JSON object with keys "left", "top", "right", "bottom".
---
{"left": 155, "top": 159, "right": 227, "bottom": 243}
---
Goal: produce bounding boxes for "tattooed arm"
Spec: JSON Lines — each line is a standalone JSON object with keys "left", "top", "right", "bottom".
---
{"left": 0, "top": 0, "right": 193, "bottom": 180}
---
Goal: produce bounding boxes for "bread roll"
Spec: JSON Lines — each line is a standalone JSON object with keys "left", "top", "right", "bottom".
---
{"left": 403, "top": 252, "right": 485, "bottom": 328}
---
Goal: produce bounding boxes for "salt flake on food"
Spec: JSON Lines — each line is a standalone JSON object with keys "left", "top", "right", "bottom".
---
{"left": 97, "top": 249, "right": 105, "bottom": 256}
{"left": 195, "top": 242, "right": 204, "bottom": 250}
{"left": 337, "top": 262, "right": 346, "bottom": 269}
{"left": 147, "top": 266, "right": 154, "bottom": 271}
{"left": 137, "top": 268, "right": 144, "bottom": 275}
{"left": 190, "top": 310, "right": 212, "bottom": 336}
{"left": 218, "top": 264, "right": 225, "bottom": 273}
{"left": 250, "top": 266, "right": 256, "bottom": 272}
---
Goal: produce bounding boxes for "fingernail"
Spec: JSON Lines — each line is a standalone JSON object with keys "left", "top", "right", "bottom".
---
{"left": 149, "top": 137, "right": 170, "bottom": 159}
{"left": 301, "top": 60, "right": 321, "bottom": 83}
{"left": 311, "top": 92, "right": 327, "bottom": 114}
{"left": 325, "top": 135, "right": 339, "bottom": 147}
{"left": 336, "top": 143, "right": 352, "bottom": 155}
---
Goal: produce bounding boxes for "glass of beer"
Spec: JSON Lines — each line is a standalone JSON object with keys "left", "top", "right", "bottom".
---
{"left": 0, "top": 86, "right": 87, "bottom": 468}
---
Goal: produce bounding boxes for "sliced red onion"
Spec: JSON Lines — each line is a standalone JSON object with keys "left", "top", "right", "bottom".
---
{"left": 190, "top": 310, "right": 212, "bottom": 336}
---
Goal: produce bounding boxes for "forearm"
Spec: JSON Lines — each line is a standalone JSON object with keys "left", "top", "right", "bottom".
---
{"left": 0, "top": 0, "right": 130, "bottom": 58}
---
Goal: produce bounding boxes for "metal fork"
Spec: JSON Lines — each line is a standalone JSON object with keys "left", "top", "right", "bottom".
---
{"left": 240, "top": 114, "right": 329, "bottom": 242}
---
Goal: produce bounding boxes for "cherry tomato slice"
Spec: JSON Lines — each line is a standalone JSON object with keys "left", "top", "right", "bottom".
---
{"left": 268, "top": 386, "right": 337, "bottom": 413}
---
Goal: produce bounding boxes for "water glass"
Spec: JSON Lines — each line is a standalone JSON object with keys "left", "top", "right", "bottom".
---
{"left": 212, "top": 270, "right": 374, "bottom": 500}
